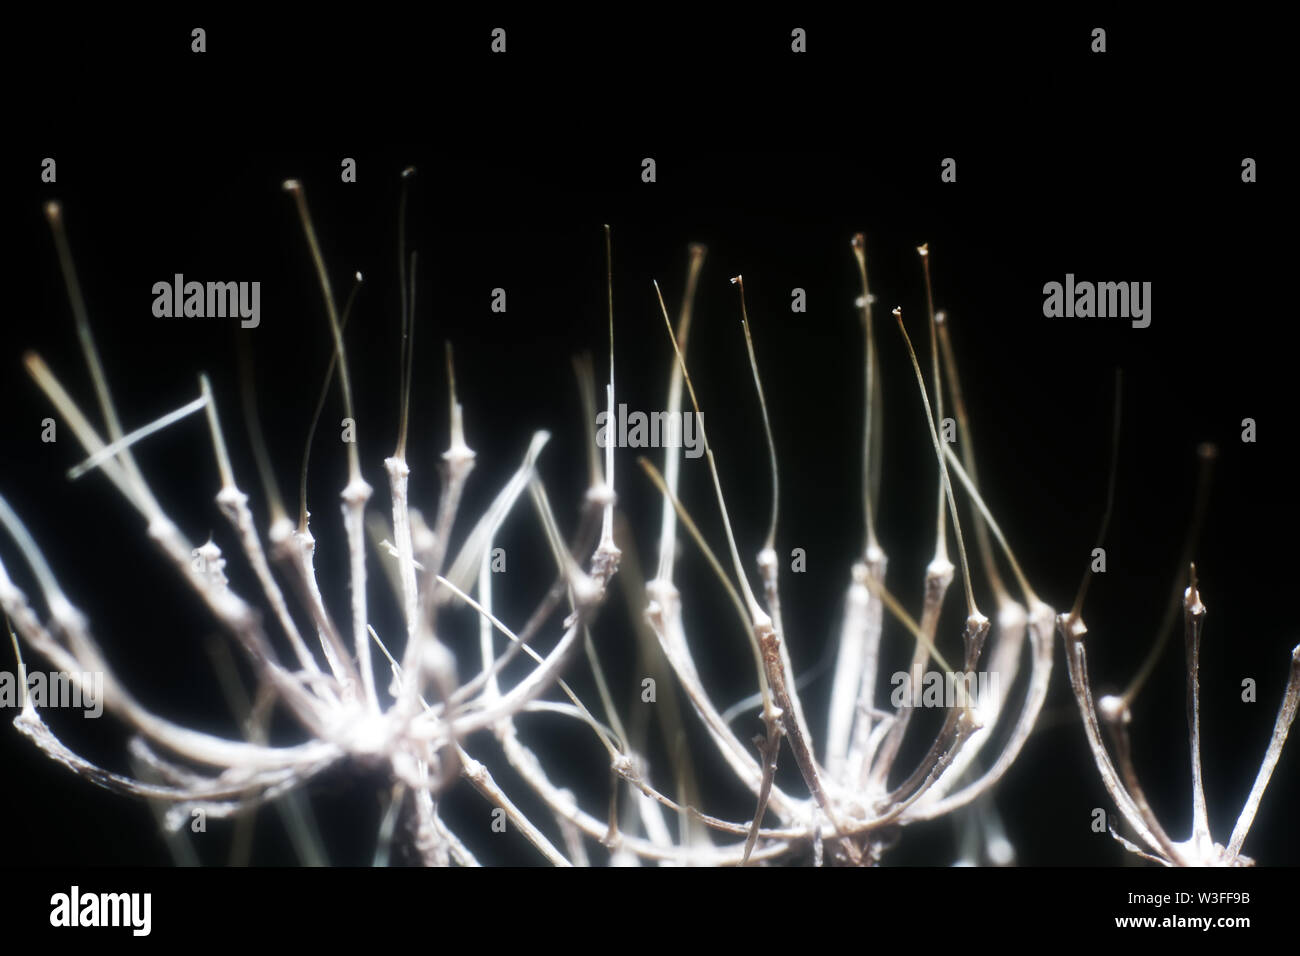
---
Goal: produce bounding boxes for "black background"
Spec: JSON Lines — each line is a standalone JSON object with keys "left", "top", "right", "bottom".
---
{"left": 1, "top": 7, "right": 1294, "bottom": 888}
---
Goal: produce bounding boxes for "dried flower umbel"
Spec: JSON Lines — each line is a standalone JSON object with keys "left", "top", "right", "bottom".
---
{"left": 1059, "top": 435, "right": 1300, "bottom": 866}
{"left": 3, "top": 174, "right": 1059, "bottom": 865}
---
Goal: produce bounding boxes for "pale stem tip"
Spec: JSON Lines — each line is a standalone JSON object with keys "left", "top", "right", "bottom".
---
{"left": 1097, "top": 694, "right": 1129, "bottom": 725}
{"left": 1059, "top": 611, "right": 1088, "bottom": 642}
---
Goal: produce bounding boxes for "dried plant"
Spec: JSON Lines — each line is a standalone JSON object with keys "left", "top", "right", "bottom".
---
{"left": 3, "top": 168, "right": 1167, "bottom": 868}
{"left": 1058, "top": 437, "right": 1300, "bottom": 867}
